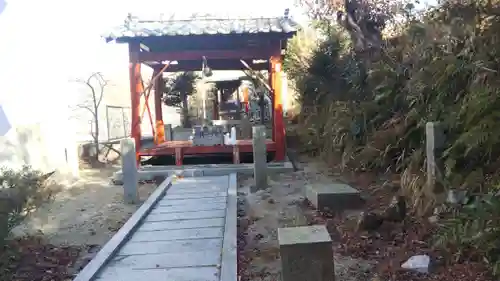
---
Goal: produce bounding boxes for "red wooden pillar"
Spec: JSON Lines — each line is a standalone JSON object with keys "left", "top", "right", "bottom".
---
{"left": 153, "top": 68, "right": 165, "bottom": 144}
{"left": 269, "top": 62, "right": 275, "bottom": 141}
{"left": 271, "top": 56, "right": 285, "bottom": 161}
{"left": 175, "top": 147, "right": 183, "bottom": 166}
{"left": 129, "top": 42, "right": 142, "bottom": 164}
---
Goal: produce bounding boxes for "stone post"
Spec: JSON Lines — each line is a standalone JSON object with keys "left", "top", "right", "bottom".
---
{"left": 252, "top": 125, "right": 267, "bottom": 191}
{"left": 241, "top": 117, "right": 252, "bottom": 139}
{"left": 426, "top": 122, "right": 446, "bottom": 193}
{"left": 165, "top": 124, "right": 173, "bottom": 141}
{"left": 278, "top": 225, "right": 334, "bottom": 281}
{"left": 121, "top": 137, "right": 139, "bottom": 204}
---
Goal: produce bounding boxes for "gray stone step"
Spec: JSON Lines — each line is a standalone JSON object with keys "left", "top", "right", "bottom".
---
{"left": 305, "top": 183, "right": 364, "bottom": 213}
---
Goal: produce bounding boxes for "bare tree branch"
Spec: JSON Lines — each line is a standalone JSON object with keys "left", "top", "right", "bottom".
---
{"left": 76, "top": 78, "right": 97, "bottom": 107}
{"left": 72, "top": 72, "right": 109, "bottom": 163}
{"left": 76, "top": 104, "right": 96, "bottom": 116}
{"left": 93, "top": 73, "right": 108, "bottom": 109}
{"left": 74, "top": 72, "right": 108, "bottom": 110}
{"left": 298, "top": 0, "right": 400, "bottom": 54}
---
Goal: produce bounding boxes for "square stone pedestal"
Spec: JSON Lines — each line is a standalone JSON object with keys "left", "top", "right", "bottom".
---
{"left": 305, "top": 183, "right": 364, "bottom": 212}
{"left": 278, "top": 225, "right": 334, "bottom": 281}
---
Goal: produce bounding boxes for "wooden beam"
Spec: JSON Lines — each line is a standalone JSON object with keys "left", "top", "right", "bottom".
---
{"left": 150, "top": 60, "right": 269, "bottom": 72}
{"left": 138, "top": 140, "right": 277, "bottom": 156}
{"left": 140, "top": 76, "right": 155, "bottom": 140}
{"left": 240, "top": 59, "right": 272, "bottom": 92}
{"left": 138, "top": 47, "right": 281, "bottom": 63}
{"left": 130, "top": 33, "right": 293, "bottom": 49}
{"left": 139, "top": 43, "right": 150, "bottom": 52}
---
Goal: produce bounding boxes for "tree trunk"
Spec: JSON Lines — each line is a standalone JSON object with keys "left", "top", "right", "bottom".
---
{"left": 258, "top": 93, "right": 266, "bottom": 125}
{"left": 181, "top": 92, "right": 190, "bottom": 128}
{"left": 94, "top": 119, "right": 100, "bottom": 162}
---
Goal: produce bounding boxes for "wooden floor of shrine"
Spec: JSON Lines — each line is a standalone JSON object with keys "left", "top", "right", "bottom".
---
{"left": 138, "top": 126, "right": 277, "bottom": 163}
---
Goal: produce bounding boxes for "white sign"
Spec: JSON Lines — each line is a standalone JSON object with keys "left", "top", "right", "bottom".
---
{"left": 0, "top": 104, "right": 12, "bottom": 136}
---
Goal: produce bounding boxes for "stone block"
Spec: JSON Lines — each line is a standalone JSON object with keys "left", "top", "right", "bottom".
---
{"left": 426, "top": 122, "right": 446, "bottom": 193}
{"left": 252, "top": 126, "right": 267, "bottom": 191}
{"left": 278, "top": 225, "right": 334, "bottom": 281}
{"left": 305, "top": 183, "right": 364, "bottom": 212}
{"left": 186, "top": 169, "right": 204, "bottom": 177}
{"left": 164, "top": 124, "right": 172, "bottom": 141}
{"left": 120, "top": 138, "right": 138, "bottom": 204}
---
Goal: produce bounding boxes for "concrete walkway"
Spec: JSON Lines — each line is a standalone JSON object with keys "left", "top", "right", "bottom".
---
{"left": 74, "top": 174, "right": 237, "bottom": 281}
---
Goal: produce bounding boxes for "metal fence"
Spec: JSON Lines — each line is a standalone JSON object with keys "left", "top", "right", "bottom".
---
{"left": 106, "top": 105, "right": 131, "bottom": 140}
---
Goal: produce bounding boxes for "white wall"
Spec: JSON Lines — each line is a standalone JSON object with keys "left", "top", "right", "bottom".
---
{"left": 0, "top": 80, "right": 79, "bottom": 176}
{"left": 0, "top": 0, "right": 129, "bottom": 175}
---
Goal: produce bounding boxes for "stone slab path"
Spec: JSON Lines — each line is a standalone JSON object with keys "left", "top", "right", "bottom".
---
{"left": 75, "top": 174, "right": 237, "bottom": 281}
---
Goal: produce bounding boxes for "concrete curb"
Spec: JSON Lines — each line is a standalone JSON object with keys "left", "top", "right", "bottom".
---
{"left": 111, "top": 162, "right": 295, "bottom": 184}
{"left": 220, "top": 173, "right": 237, "bottom": 281}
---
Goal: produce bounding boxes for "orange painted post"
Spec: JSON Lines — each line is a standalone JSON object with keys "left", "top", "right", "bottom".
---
{"left": 271, "top": 56, "right": 285, "bottom": 161}
{"left": 243, "top": 86, "right": 249, "bottom": 114}
{"left": 128, "top": 42, "right": 142, "bottom": 165}
{"left": 154, "top": 68, "right": 165, "bottom": 144}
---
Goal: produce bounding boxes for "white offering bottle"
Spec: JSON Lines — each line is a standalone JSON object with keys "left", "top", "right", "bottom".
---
{"left": 230, "top": 127, "right": 237, "bottom": 145}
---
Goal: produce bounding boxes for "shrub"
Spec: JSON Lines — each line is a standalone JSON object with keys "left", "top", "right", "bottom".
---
{"left": 0, "top": 166, "right": 54, "bottom": 244}
{"left": 435, "top": 192, "right": 500, "bottom": 276}
{"left": 287, "top": 0, "right": 500, "bottom": 275}
{"left": 288, "top": 0, "right": 500, "bottom": 206}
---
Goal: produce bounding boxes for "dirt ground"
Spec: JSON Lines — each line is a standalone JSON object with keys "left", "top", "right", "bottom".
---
{"left": 237, "top": 161, "right": 376, "bottom": 281}
{"left": 8, "top": 166, "right": 156, "bottom": 278}
{"left": 236, "top": 155, "right": 494, "bottom": 281}
{"left": 11, "top": 166, "right": 155, "bottom": 246}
